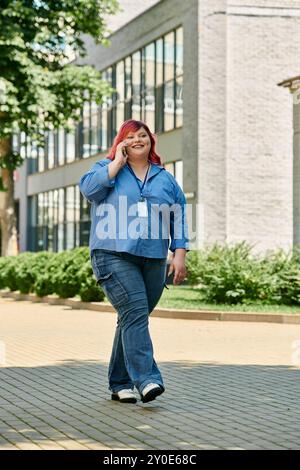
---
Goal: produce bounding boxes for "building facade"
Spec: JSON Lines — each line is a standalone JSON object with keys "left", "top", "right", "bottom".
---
{"left": 13, "top": 0, "right": 300, "bottom": 255}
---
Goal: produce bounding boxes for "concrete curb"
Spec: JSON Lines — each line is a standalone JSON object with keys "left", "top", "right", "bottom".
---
{"left": 1, "top": 289, "right": 300, "bottom": 324}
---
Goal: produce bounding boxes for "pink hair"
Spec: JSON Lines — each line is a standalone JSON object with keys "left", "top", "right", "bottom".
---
{"left": 106, "top": 120, "right": 163, "bottom": 165}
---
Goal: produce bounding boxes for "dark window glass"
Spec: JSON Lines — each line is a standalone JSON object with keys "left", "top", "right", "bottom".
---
{"left": 155, "top": 84, "right": 164, "bottom": 133}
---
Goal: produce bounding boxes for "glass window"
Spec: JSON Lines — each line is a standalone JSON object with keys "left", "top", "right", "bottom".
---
{"left": 116, "top": 61, "right": 125, "bottom": 128}
{"left": 38, "top": 135, "right": 45, "bottom": 172}
{"left": 144, "top": 43, "right": 155, "bottom": 131}
{"left": 132, "top": 51, "right": 141, "bottom": 120}
{"left": 75, "top": 185, "right": 80, "bottom": 245}
{"left": 82, "top": 101, "right": 91, "bottom": 158}
{"left": 75, "top": 186, "right": 80, "bottom": 223}
{"left": 125, "top": 56, "right": 132, "bottom": 100}
{"left": 58, "top": 188, "right": 64, "bottom": 224}
{"left": 116, "top": 101, "right": 124, "bottom": 131}
{"left": 53, "top": 189, "right": 58, "bottom": 226}
{"left": 58, "top": 188, "right": 65, "bottom": 251}
{"left": 175, "top": 27, "right": 183, "bottom": 77}
{"left": 30, "top": 137, "right": 38, "bottom": 173}
{"left": 156, "top": 38, "right": 164, "bottom": 87}
{"left": 66, "top": 186, "right": 75, "bottom": 249}
{"left": 66, "top": 125, "right": 76, "bottom": 163}
{"left": 155, "top": 83, "right": 164, "bottom": 134}
{"left": 175, "top": 75, "right": 183, "bottom": 128}
{"left": 91, "top": 101, "right": 100, "bottom": 155}
{"left": 66, "top": 186, "right": 74, "bottom": 223}
{"left": 43, "top": 192, "right": 48, "bottom": 226}
{"left": 48, "top": 131, "right": 55, "bottom": 169}
{"left": 48, "top": 191, "right": 54, "bottom": 251}
{"left": 124, "top": 56, "right": 132, "bottom": 120}
{"left": 80, "top": 192, "right": 90, "bottom": 246}
{"left": 38, "top": 193, "right": 44, "bottom": 226}
{"left": 58, "top": 129, "right": 65, "bottom": 166}
{"left": 116, "top": 61, "right": 125, "bottom": 103}
{"left": 100, "top": 102, "right": 108, "bottom": 151}
{"left": 164, "top": 79, "right": 175, "bottom": 131}
{"left": 164, "top": 32, "right": 175, "bottom": 83}
{"left": 106, "top": 67, "right": 113, "bottom": 108}
{"left": 48, "top": 191, "right": 54, "bottom": 228}
{"left": 164, "top": 160, "right": 183, "bottom": 189}
{"left": 29, "top": 195, "right": 38, "bottom": 227}
{"left": 20, "top": 132, "right": 26, "bottom": 158}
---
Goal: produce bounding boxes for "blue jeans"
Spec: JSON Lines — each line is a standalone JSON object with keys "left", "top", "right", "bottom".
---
{"left": 91, "top": 249, "right": 168, "bottom": 395}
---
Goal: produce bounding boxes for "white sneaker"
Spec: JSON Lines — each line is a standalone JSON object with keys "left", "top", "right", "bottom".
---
{"left": 111, "top": 389, "right": 137, "bottom": 403}
{"left": 141, "top": 383, "right": 164, "bottom": 403}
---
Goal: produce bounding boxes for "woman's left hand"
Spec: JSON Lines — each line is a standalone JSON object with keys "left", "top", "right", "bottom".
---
{"left": 168, "top": 249, "right": 187, "bottom": 285}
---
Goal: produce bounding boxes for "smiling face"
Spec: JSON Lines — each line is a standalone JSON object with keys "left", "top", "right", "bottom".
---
{"left": 125, "top": 127, "right": 151, "bottom": 159}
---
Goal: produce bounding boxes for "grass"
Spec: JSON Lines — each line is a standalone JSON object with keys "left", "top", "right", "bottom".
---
{"left": 156, "top": 285, "right": 300, "bottom": 314}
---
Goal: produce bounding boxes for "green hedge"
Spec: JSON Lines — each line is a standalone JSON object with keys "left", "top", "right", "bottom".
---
{"left": 0, "top": 247, "right": 105, "bottom": 302}
{"left": 2, "top": 242, "right": 300, "bottom": 306}
{"left": 185, "top": 241, "right": 300, "bottom": 305}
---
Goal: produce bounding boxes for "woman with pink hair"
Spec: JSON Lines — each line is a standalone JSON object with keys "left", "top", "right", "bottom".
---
{"left": 80, "top": 119, "right": 189, "bottom": 404}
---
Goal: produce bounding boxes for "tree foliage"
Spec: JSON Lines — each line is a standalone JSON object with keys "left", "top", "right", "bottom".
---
{"left": 0, "top": 0, "right": 120, "bottom": 147}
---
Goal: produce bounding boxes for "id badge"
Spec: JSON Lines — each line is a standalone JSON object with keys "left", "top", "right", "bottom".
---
{"left": 137, "top": 200, "right": 148, "bottom": 217}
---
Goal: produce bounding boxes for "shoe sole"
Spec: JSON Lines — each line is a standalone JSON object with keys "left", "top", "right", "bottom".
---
{"left": 141, "top": 386, "right": 164, "bottom": 403}
{"left": 111, "top": 393, "right": 137, "bottom": 404}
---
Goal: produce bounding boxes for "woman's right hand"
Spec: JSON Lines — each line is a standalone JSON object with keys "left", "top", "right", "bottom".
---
{"left": 114, "top": 140, "right": 131, "bottom": 168}
{"left": 108, "top": 140, "right": 130, "bottom": 179}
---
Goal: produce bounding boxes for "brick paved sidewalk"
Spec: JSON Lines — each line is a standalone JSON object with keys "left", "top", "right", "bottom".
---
{"left": 0, "top": 296, "right": 300, "bottom": 450}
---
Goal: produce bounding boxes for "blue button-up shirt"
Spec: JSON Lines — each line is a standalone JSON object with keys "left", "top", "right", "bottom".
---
{"left": 79, "top": 158, "right": 189, "bottom": 258}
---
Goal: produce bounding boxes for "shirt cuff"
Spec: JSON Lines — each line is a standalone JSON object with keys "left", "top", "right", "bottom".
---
{"left": 169, "top": 241, "right": 190, "bottom": 253}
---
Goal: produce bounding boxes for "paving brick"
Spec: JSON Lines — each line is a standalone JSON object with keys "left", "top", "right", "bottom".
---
{"left": 1, "top": 297, "right": 300, "bottom": 450}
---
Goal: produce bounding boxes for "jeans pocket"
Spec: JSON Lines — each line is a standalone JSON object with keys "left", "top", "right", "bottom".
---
{"left": 96, "top": 271, "right": 129, "bottom": 307}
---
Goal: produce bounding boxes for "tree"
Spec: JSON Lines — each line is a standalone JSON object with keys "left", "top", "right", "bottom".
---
{"left": 0, "top": 0, "right": 120, "bottom": 256}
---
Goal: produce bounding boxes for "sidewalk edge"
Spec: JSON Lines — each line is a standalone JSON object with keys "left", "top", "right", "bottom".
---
{"left": 1, "top": 290, "right": 300, "bottom": 324}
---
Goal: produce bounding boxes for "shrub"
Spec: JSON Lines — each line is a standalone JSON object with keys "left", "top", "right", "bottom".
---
{"left": 0, "top": 256, "right": 19, "bottom": 291}
{"left": 0, "top": 256, "right": 8, "bottom": 289}
{"left": 13, "top": 251, "right": 53, "bottom": 294}
{"left": 34, "top": 251, "right": 71, "bottom": 297}
{"left": 260, "top": 248, "right": 300, "bottom": 305}
{"left": 186, "top": 241, "right": 279, "bottom": 305}
{"left": 51, "top": 247, "right": 90, "bottom": 298}
{"left": 78, "top": 260, "right": 105, "bottom": 302}
{"left": 3, "top": 242, "right": 300, "bottom": 306}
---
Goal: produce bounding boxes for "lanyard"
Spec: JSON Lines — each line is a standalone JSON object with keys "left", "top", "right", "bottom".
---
{"left": 126, "top": 161, "right": 151, "bottom": 202}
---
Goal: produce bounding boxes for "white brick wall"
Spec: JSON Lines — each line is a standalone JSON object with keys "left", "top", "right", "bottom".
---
{"left": 198, "top": 0, "right": 300, "bottom": 255}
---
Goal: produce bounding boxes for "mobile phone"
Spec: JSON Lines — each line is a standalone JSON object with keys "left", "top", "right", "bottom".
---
{"left": 122, "top": 146, "right": 128, "bottom": 157}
